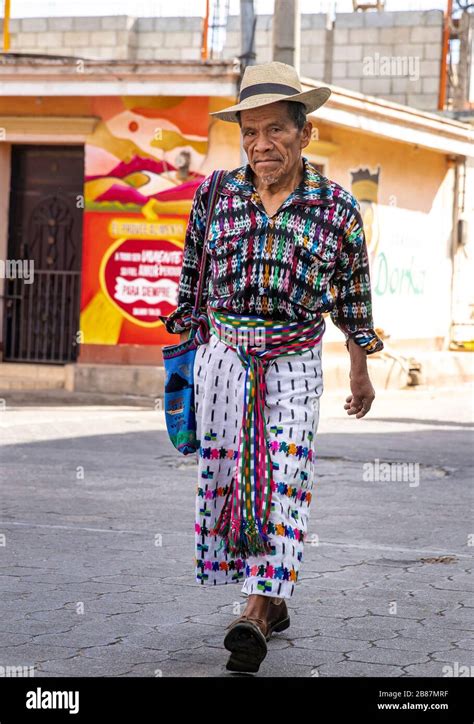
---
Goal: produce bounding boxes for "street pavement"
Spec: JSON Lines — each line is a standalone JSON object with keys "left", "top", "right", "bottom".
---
{"left": 0, "top": 383, "right": 472, "bottom": 677}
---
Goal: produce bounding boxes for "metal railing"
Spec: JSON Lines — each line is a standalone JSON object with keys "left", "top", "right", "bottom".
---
{"left": 3, "top": 270, "right": 81, "bottom": 364}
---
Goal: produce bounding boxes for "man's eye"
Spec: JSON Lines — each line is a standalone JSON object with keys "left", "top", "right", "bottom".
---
{"left": 271, "top": 127, "right": 280, "bottom": 132}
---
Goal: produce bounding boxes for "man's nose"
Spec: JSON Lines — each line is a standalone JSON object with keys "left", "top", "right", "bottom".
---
{"left": 252, "top": 132, "right": 273, "bottom": 152}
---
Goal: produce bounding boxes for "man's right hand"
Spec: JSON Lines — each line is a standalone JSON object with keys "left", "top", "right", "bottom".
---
{"left": 179, "top": 330, "right": 190, "bottom": 344}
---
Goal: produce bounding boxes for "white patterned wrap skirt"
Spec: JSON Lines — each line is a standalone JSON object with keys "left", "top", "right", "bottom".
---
{"left": 193, "top": 330, "right": 324, "bottom": 600}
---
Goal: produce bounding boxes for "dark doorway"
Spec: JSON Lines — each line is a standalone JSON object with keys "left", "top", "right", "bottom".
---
{"left": 4, "top": 145, "right": 84, "bottom": 363}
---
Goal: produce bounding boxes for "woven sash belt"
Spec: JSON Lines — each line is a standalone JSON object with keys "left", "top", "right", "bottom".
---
{"left": 205, "top": 307, "right": 326, "bottom": 559}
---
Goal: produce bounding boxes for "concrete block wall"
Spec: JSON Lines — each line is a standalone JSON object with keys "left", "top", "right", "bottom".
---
{"left": 1, "top": 10, "right": 445, "bottom": 110}
{"left": 332, "top": 9, "right": 444, "bottom": 110}
{"left": 134, "top": 16, "right": 203, "bottom": 60}
{"left": 3, "top": 15, "right": 138, "bottom": 60}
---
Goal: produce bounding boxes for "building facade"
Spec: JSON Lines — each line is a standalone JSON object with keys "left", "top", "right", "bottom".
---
{"left": 0, "top": 53, "right": 473, "bottom": 374}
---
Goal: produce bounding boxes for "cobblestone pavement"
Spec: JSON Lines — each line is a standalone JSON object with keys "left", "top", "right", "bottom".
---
{"left": 0, "top": 384, "right": 472, "bottom": 677}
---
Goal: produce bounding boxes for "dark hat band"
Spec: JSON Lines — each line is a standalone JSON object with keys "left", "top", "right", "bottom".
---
{"left": 239, "top": 82, "right": 300, "bottom": 102}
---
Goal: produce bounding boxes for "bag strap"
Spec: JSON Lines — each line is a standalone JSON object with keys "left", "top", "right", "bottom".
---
{"left": 192, "top": 168, "right": 227, "bottom": 316}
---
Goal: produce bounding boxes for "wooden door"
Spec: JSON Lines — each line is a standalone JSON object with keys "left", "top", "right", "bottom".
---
{"left": 4, "top": 145, "right": 84, "bottom": 363}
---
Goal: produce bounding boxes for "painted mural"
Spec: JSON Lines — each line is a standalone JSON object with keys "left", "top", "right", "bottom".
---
{"left": 80, "top": 96, "right": 209, "bottom": 345}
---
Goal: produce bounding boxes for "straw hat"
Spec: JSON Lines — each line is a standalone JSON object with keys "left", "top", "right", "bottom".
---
{"left": 210, "top": 61, "right": 331, "bottom": 123}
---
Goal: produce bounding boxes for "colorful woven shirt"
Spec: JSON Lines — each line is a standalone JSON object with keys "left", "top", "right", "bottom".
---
{"left": 163, "top": 155, "right": 384, "bottom": 355}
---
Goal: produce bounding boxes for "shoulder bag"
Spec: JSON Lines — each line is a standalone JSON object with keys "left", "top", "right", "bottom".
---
{"left": 161, "top": 169, "right": 226, "bottom": 455}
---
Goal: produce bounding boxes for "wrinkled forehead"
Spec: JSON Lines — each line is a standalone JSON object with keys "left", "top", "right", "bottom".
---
{"left": 239, "top": 101, "right": 293, "bottom": 128}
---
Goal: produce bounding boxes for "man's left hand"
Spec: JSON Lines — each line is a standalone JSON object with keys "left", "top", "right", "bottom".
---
{"left": 344, "top": 374, "right": 375, "bottom": 418}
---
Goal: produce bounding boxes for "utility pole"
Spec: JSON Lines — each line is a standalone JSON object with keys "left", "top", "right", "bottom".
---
{"left": 2, "top": 0, "right": 11, "bottom": 52}
{"left": 239, "top": 0, "right": 256, "bottom": 165}
{"left": 240, "top": 0, "right": 256, "bottom": 72}
{"left": 272, "top": 0, "right": 300, "bottom": 73}
{"left": 201, "top": 0, "right": 209, "bottom": 60}
{"left": 453, "top": 9, "right": 473, "bottom": 110}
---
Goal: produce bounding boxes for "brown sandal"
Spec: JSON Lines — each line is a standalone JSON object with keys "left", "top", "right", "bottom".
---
{"left": 266, "top": 598, "right": 291, "bottom": 639}
{"left": 223, "top": 600, "right": 290, "bottom": 672}
{"left": 224, "top": 614, "right": 268, "bottom": 673}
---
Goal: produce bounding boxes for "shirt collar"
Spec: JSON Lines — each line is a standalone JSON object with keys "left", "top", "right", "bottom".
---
{"left": 219, "top": 155, "right": 334, "bottom": 207}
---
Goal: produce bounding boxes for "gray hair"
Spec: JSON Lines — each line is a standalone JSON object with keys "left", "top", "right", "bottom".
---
{"left": 236, "top": 100, "right": 307, "bottom": 131}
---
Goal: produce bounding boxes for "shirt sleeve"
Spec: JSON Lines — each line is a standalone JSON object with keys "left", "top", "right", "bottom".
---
{"left": 159, "top": 175, "right": 212, "bottom": 335}
{"left": 330, "top": 197, "right": 384, "bottom": 355}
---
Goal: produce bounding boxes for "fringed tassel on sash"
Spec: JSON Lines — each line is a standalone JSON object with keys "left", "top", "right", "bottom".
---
{"left": 207, "top": 308, "right": 325, "bottom": 558}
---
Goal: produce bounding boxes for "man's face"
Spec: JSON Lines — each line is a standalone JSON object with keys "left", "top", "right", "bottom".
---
{"left": 240, "top": 101, "right": 312, "bottom": 186}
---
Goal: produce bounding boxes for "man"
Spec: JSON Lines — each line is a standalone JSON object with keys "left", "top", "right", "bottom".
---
{"left": 162, "top": 61, "right": 384, "bottom": 673}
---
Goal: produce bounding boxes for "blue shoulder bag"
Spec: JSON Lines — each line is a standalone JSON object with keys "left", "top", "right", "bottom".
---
{"left": 161, "top": 169, "right": 226, "bottom": 455}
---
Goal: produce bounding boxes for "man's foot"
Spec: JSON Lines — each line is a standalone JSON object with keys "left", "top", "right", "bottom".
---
{"left": 229, "top": 595, "right": 291, "bottom": 640}
{"left": 265, "top": 597, "right": 290, "bottom": 639}
{"left": 223, "top": 596, "right": 291, "bottom": 672}
{"left": 224, "top": 616, "right": 268, "bottom": 673}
